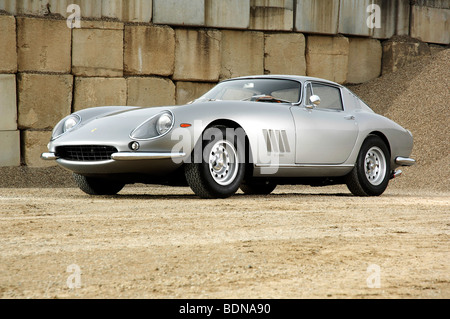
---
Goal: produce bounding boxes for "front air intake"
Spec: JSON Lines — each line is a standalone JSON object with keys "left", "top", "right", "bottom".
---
{"left": 56, "top": 145, "right": 117, "bottom": 161}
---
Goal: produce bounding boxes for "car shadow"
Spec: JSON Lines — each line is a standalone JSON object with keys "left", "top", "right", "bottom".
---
{"left": 78, "top": 191, "right": 354, "bottom": 200}
{"left": 261, "top": 192, "right": 353, "bottom": 198}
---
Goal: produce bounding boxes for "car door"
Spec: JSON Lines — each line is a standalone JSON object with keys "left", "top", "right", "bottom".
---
{"left": 290, "top": 81, "right": 358, "bottom": 164}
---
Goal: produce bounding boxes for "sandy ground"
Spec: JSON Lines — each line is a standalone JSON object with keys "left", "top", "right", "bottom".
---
{"left": 0, "top": 183, "right": 448, "bottom": 299}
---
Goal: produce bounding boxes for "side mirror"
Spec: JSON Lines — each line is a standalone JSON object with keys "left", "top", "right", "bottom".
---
{"left": 309, "top": 95, "right": 321, "bottom": 106}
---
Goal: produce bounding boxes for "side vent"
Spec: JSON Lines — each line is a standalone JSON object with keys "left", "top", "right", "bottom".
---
{"left": 262, "top": 129, "right": 291, "bottom": 154}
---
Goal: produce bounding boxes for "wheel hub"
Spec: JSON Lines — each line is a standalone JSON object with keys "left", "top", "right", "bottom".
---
{"left": 364, "top": 147, "right": 386, "bottom": 186}
{"left": 208, "top": 140, "right": 238, "bottom": 186}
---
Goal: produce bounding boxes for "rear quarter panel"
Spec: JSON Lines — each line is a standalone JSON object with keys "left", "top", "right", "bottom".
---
{"left": 347, "top": 111, "right": 414, "bottom": 168}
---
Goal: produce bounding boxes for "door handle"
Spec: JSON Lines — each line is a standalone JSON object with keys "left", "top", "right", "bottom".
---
{"left": 344, "top": 115, "right": 355, "bottom": 120}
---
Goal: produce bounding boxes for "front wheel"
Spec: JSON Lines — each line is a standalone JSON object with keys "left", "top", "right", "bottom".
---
{"left": 345, "top": 135, "right": 390, "bottom": 196}
{"left": 185, "top": 126, "right": 246, "bottom": 199}
{"left": 73, "top": 173, "right": 125, "bottom": 195}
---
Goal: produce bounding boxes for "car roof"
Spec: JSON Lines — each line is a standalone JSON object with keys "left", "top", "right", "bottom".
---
{"left": 225, "top": 75, "right": 344, "bottom": 88}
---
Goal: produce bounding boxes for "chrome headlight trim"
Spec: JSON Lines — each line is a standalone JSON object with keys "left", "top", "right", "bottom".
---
{"left": 129, "top": 111, "right": 175, "bottom": 141}
{"left": 51, "top": 114, "right": 82, "bottom": 141}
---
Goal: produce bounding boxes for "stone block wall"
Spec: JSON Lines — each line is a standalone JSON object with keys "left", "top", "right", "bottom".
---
{"left": 0, "top": 0, "right": 448, "bottom": 168}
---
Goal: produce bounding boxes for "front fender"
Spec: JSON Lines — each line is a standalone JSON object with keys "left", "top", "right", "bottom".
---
{"left": 172, "top": 101, "right": 297, "bottom": 166}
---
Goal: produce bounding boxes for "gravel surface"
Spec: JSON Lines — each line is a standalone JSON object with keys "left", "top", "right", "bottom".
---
{"left": 0, "top": 186, "right": 448, "bottom": 299}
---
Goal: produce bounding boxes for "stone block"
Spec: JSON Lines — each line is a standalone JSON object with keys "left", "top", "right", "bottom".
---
{"left": 372, "top": 0, "right": 396, "bottom": 39}
{"left": 0, "top": 74, "right": 17, "bottom": 131}
{"left": 220, "top": 30, "right": 264, "bottom": 80}
{"left": 15, "top": 0, "right": 49, "bottom": 15}
{"left": 122, "top": 0, "right": 153, "bottom": 22}
{"left": 17, "top": 17, "right": 71, "bottom": 73}
{"left": 206, "top": 0, "right": 250, "bottom": 29}
{"left": 176, "top": 82, "right": 216, "bottom": 105}
{"left": 338, "top": 0, "right": 371, "bottom": 36}
{"left": 7, "top": 0, "right": 69, "bottom": 16}
{"left": 306, "top": 35, "right": 349, "bottom": 84}
{"left": 0, "top": 0, "right": 17, "bottom": 15}
{"left": 295, "top": 0, "right": 339, "bottom": 35}
{"left": 22, "top": 130, "right": 55, "bottom": 168}
{"left": 72, "top": 28, "right": 124, "bottom": 77}
{"left": 395, "top": 0, "right": 410, "bottom": 36}
{"left": 71, "top": 0, "right": 102, "bottom": 18}
{"left": 46, "top": 0, "right": 69, "bottom": 17}
{"left": 347, "top": 38, "right": 382, "bottom": 84}
{"left": 18, "top": 73, "right": 73, "bottom": 130}
{"left": 250, "top": 0, "right": 293, "bottom": 31}
{"left": 101, "top": 0, "right": 122, "bottom": 19}
{"left": 127, "top": 77, "right": 176, "bottom": 107}
{"left": 381, "top": 38, "right": 431, "bottom": 74}
{"left": 264, "top": 33, "right": 306, "bottom": 76}
{"left": 0, "top": 131, "right": 20, "bottom": 167}
{"left": 74, "top": 77, "right": 127, "bottom": 111}
{"left": 174, "top": 29, "right": 222, "bottom": 82}
{"left": 79, "top": 19, "right": 124, "bottom": 30}
{"left": 411, "top": 5, "right": 450, "bottom": 45}
{"left": 124, "top": 25, "right": 175, "bottom": 76}
{"left": 153, "top": 0, "right": 205, "bottom": 26}
{"left": 0, "top": 15, "right": 17, "bottom": 73}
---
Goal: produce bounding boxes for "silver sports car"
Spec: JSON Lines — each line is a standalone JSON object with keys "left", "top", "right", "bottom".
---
{"left": 42, "top": 75, "right": 415, "bottom": 198}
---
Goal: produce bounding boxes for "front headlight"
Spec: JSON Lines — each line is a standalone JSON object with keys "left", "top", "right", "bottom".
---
{"left": 63, "top": 116, "right": 79, "bottom": 132}
{"left": 51, "top": 114, "right": 81, "bottom": 140}
{"left": 156, "top": 113, "right": 173, "bottom": 135}
{"left": 130, "top": 111, "right": 174, "bottom": 140}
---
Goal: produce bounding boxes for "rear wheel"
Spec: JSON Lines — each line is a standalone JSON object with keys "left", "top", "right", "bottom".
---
{"left": 185, "top": 126, "right": 246, "bottom": 199}
{"left": 240, "top": 180, "right": 277, "bottom": 195}
{"left": 346, "top": 135, "right": 390, "bottom": 196}
{"left": 73, "top": 173, "right": 125, "bottom": 195}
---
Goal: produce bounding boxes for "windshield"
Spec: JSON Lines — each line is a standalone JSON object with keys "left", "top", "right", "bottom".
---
{"left": 195, "top": 79, "right": 301, "bottom": 104}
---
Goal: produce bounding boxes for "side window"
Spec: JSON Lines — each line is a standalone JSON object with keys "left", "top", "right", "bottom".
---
{"left": 311, "top": 83, "right": 343, "bottom": 111}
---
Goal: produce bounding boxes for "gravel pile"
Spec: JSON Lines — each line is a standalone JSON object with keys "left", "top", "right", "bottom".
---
{"left": 349, "top": 48, "right": 449, "bottom": 192}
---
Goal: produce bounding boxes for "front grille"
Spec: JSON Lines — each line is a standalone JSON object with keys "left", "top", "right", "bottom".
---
{"left": 56, "top": 145, "right": 117, "bottom": 161}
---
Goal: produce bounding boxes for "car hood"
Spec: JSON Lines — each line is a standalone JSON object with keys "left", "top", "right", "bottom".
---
{"left": 54, "top": 105, "right": 184, "bottom": 145}
{"left": 98, "top": 105, "right": 181, "bottom": 120}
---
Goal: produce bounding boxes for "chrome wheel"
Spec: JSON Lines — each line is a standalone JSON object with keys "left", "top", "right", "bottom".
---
{"left": 185, "top": 125, "right": 246, "bottom": 199}
{"left": 364, "top": 146, "right": 387, "bottom": 186}
{"left": 346, "top": 135, "right": 390, "bottom": 197}
{"left": 208, "top": 139, "right": 239, "bottom": 186}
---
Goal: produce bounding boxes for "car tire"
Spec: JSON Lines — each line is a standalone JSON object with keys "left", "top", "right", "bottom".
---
{"left": 73, "top": 173, "right": 125, "bottom": 195}
{"left": 345, "top": 135, "right": 390, "bottom": 196}
{"left": 185, "top": 125, "right": 246, "bottom": 199}
{"left": 240, "top": 180, "right": 277, "bottom": 195}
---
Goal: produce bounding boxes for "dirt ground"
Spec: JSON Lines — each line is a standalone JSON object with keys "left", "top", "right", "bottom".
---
{"left": 0, "top": 183, "right": 448, "bottom": 299}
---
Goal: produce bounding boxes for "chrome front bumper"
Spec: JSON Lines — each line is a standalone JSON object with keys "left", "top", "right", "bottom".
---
{"left": 41, "top": 152, "right": 186, "bottom": 161}
{"left": 41, "top": 151, "right": 187, "bottom": 175}
{"left": 395, "top": 156, "right": 416, "bottom": 166}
